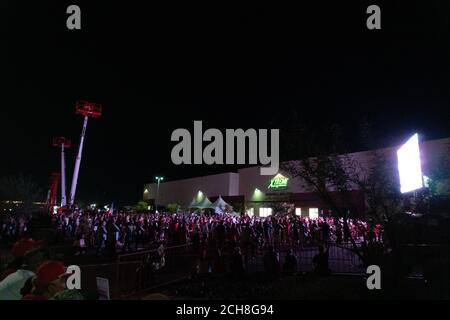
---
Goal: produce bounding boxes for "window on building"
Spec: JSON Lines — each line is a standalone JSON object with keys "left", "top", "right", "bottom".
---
{"left": 259, "top": 207, "right": 273, "bottom": 218}
{"left": 309, "top": 208, "right": 319, "bottom": 219}
{"left": 295, "top": 208, "right": 302, "bottom": 216}
{"left": 246, "top": 208, "right": 254, "bottom": 217}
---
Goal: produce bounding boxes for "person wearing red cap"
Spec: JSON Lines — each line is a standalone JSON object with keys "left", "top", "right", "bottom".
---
{"left": 0, "top": 238, "right": 42, "bottom": 300}
{"left": 12, "top": 238, "right": 36, "bottom": 258}
{"left": 0, "top": 238, "right": 36, "bottom": 281}
{"left": 22, "top": 260, "right": 68, "bottom": 300}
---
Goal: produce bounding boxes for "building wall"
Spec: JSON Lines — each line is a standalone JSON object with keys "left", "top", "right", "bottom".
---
{"left": 420, "top": 138, "right": 450, "bottom": 175}
{"left": 228, "top": 172, "right": 240, "bottom": 196}
{"left": 237, "top": 150, "right": 378, "bottom": 202}
{"left": 143, "top": 137, "right": 450, "bottom": 214}
{"left": 143, "top": 172, "right": 240, "bottom": 207}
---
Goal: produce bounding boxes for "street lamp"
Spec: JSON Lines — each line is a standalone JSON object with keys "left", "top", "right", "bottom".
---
{"left": 155, "top": 176, "right": 164, "bottom": 212}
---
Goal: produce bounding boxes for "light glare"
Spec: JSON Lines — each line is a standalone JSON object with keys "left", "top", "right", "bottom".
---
{"left": 397, "top": 133, "right": 423, "bottom": 193}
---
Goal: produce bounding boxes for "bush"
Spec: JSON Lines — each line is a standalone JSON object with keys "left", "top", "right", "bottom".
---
{"left": 167, "top": 203, "right": 180, "bottom": 213}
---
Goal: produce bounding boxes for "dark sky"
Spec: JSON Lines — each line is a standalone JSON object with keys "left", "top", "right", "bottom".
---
{"left": 1, "top": 1, "right": 450, "bottom": 205}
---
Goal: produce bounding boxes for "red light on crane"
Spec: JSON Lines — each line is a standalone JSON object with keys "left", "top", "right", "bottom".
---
{"left": 52, "top": 137, "right": 72, "bottom": 148}
{"left": 75, "top": 100, "right": 103, "bottom": 118}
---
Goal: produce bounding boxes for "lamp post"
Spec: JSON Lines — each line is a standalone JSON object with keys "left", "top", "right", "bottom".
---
{"left": 155, "top": 176, "right": 164, "bottom": 212}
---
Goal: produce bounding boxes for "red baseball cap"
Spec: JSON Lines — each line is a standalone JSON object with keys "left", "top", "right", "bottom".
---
{"left": 36, "top": 261, "right": 67, "bottom": 284}
{"left": 12, "top": 238, "right": 36, "bottom": 257}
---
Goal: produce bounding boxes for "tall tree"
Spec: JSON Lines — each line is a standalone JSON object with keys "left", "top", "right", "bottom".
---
{"left": 282, "top": 115, "right": 450, "bottom": 265}
{"left": 134, "top": 201, "right": 149, "bottom": 212}
{"left": 281, "top": 119, "right": 404, "bottom": 265}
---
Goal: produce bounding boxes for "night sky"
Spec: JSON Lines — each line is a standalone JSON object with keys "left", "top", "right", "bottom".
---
{"left": 2, "top": 1, "right": 450, "bottom": 205}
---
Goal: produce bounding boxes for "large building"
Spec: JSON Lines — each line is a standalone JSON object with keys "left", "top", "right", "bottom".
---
{"left": 143, "top": 137, "right": 450, "bottom": 218}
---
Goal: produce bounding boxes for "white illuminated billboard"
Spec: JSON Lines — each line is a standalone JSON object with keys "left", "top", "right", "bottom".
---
{"left": 397, "top": 133, "right": 423, "bottom": 193}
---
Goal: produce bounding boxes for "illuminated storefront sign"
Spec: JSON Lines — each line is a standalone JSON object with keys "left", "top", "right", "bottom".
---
{"left": 268, "top": 174, "right": 289, "bottom": 189}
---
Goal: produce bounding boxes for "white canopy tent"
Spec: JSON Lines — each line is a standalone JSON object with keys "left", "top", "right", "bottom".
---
{"left": 211, "top": 196, "right": 231, "bottom": 214}
{"left": 189, "top": 196, "right": 213, "bottom": 209}
{"left": 188, "top": 197, "right": 197, "bottom": 208}
{"left": 198, "top": 197, "right": 213, "bottom": 209}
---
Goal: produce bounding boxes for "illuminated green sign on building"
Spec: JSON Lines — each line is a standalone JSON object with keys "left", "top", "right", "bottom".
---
{"left": 268, "top": 174, "right": 289, "bottom": 189}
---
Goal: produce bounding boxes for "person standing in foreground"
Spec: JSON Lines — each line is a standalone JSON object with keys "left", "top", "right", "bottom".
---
{"left": 0, "top": 239, "right": 44, "bottom": 300}
{"left": 22, "top": 260, "right": 74, "bottom": 300}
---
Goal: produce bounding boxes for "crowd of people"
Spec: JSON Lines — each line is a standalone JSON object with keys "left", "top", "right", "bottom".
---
{"left": 0, "top": 214, "right": 31, "bottom": 244}
{"left": 49, "top": 209, "right": 383, "bottom": 258}
{"left": 0, "top": 209, "right": 385, "bottom": 300}
{"left": 0, "top": 214, "right": 85, "bottom": 300}
{"left": 0, "top": 237, "right": 84, "bottom": 300}
{"left": 1, "top": 209, "right": 384, "bottom": 264}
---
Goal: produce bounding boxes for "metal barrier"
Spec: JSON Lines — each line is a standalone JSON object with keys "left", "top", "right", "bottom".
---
{"left": 74, "top": 244, "right": 194, "bottom": 299}
{"left": 77, "top": 242, "right": 365, "bottom": 299}
{"left": 115, "top": 244, "right": 194, "bottom": 299}
{"left": 79, "top": 262, "right": 123, "bottom": 298}
{"left": 246, "top": 243, "right": 365, "bottom": 274}
{"left": 295, "top": 244, "right": 364, "bottom": 274}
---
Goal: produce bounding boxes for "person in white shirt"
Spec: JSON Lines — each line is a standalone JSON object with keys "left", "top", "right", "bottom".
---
{"left": 73, "top": 234, "right": 87, "bottom": 256}
{"left": 0, "top": 269, "right": 36, "bottom": 300}
{"left": 0, "top": 246, "right": 46, "bottom": 300}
